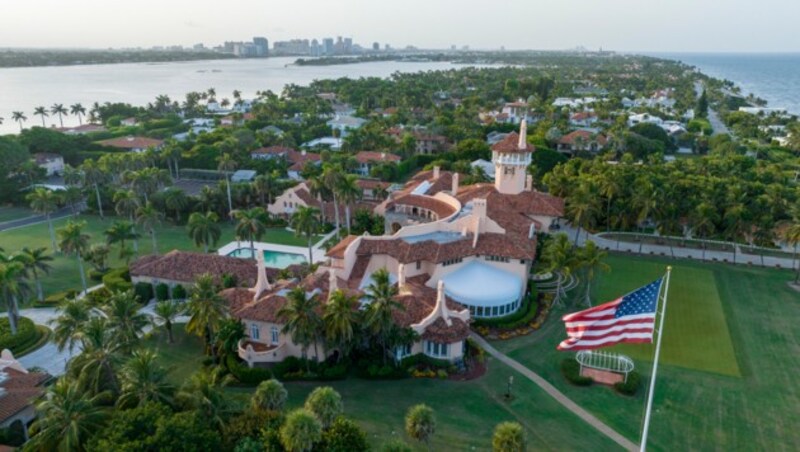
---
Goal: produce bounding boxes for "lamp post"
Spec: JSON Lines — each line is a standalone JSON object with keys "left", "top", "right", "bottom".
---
{"left": 506, "top": 376, "right": 514, "bottom": 399}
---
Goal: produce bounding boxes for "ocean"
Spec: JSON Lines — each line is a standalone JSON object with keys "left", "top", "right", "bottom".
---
{"left": 651, "top": 52, "right": 800, "bottom": 115}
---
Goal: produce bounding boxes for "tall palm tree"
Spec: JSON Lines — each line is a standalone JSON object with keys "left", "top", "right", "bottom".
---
{"left": 153, "top": 299, "right": 183, "bottom": 343}
{"left": 26, "top": 187, "right": 60, "bottom": 253}
{"left": 233, "top": 207, "right": 267, "bottom": 257}
{"left": 20, "top": 247, "right": 53, "bottom": 302}
{"left": 33, "top": 106, "right": 49, "bottom": 127}
{"left": 117, "top": 349, "right": 174, "bottom": 409}
{"left": 161, "top": 141, "right": 182, "bottom": 179}
{"left": 136, "top": 202, "right": 163, "bottom": 254}
{"left": 363, "top": 268, "right": 403, "bottom": 364}
{"left": 113, "top": 189, "right": 141, "bottom": 252}
{"left": 50, "top": 297, "right": 92, "bottom": 352}
{"left": 102, "top": 289, "right": 149, "bottom": 349}
{"left": 27, "top": 379, "right": 108, "bottom": 452}
{"left": 277, "top": 286, "right": 323, "bottom": 366}
{"left": 217, "top": 153, "right": 237, "bottom": 218}
{"left": 104, "top": 220, "right": 139, "bottom": 261}
{"left": 692, "top": 201, "right": 719, "bottom": 261}
{"left": 57, "top": 220, "right": 90, "bottom": 292}
{"left": 324, "top": 289, "right": 359, "bottom": 361}
{"left": 68, "top": 316, "right": 123, "bottom": 394}
{"left": 322, "top": 165, "right": 344, "bottom": 230}
{"left": 186, "top": 273, "right": 228, "bottom": 356}
{"left": 336, "top": 174, "right": 362, "bottom": 233}
{"left": 70, "top": 103, "right": 86, "bottom": 125}
{"left": 81, "top": 159, "right": 108, "bottom": 219}
{"left": 566, "top": 183, "right": 600, "bottom": 246}
{"left": 187, "top": 211, "right": 222, "bottom": 253}
{"left": 51, "top": 103, "right": 69, "bottom": 127}
{"left": 290, "top": 206, "right": 320, "bottom": 265}
{"left": 62, "top": 186, "right": 83, "bottom": 216}
{"left": 577, "top": 240, "right": 610, "bottom": 306}
{"left": 0, "top": 254, "right": 28, "bottom": 335}
{"left": 542, "top": 233, "right": 577, "bottom": 307}
{"left": 162, "top": 187, "right": 189, "bottom": 223}
{"left": 253, "top": 172, "right": 277, "bottom": 206}
{"left": 177, "top": 368, "right": 233, "bottom": 429}
{"left": 11, "top": 111, "right": 27, "bottom": 132}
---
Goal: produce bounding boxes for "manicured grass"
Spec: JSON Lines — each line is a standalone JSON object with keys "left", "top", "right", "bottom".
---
{"left": 0, "top": 213, "right": 313, "bottom": 302}
{"left": 0, "top": 206, "right": 34, "bottom": 223}
{"left": 142, "top": 323, "right": 206, "bottom": 385}
{"left": 494, "top": 254, "right": 800, "bottom": 451}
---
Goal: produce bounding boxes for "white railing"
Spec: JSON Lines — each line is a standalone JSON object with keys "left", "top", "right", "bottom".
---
{"left": 576, "top": 350, "right": 635, "bottom": 379}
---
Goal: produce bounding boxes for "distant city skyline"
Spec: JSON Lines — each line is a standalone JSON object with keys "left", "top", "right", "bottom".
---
{"left": 2, "top": 0, "right": 799, "bottom": 52}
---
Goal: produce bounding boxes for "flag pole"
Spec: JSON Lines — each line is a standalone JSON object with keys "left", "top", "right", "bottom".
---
{"left": 639, "top": 266, "right": 672, "bottom": 452}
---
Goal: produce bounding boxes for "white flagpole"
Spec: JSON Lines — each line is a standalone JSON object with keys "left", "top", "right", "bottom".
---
{"left": 640, "top": 266, "right": 672, "bottom": 452}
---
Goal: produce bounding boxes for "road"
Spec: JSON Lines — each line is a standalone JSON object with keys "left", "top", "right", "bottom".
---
{"left": 0, "top": 206, "right": 77, "bottom": 233}
{"left": 694, "top": 81, "right": 730, "bottom": 136}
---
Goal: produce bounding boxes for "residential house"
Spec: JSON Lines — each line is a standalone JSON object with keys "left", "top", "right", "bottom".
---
{"left": 221, "top": 113, "right": 255, "bottom": 126}
{"left": 95, "top": 136, "right": 164, "bottom": 153}
{"left": 569, "top": 111, "right": 598, "bottom": 128}
{"left": 55, "top": 123, "right": 106, "bottom": 135}
{"left": 354, "top": 151, "right": 401, "bottom": 176}
{"left": 326, "top": 115, "right": 366, "bottom": 137}
{"left": 627, "top": 113, "right": 663, "bottom": 127}
{"left": 259, "top": 125, "right": 285, "bottom": 137}
{"left": 386, "top": 128, "right": 449, "bottom": 155}
{"left": 120, "top": 117, "right": 138, "bottom": 127}
{"left": 501, "top": 100, "right": 529, "bottom": 124}
{"left": 302, "top": 137, "right": 343, "bottom": 151}
{"left": 250, "top": 146, "right": 321, "bottom": 180}
{"left": 267, "top": 181, "right": 381, "bottom": 219}
{"left": 557, "top": 130, "right": 608, "bottom": 154}
{"left": 0, "top": 350, "right": 49, "bottom": 441}
{"left": 32, "top": 153, "right": 64, "bottom": 176}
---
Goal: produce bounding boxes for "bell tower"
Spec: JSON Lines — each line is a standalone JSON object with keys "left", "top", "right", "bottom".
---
{"left": 492, "top": 120, "right": 534, "bottom": 195}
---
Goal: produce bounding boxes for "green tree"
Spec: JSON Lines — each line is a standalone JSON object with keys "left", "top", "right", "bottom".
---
{"left": 542, "top": 233, "right": 577, "bottom": 306}
{"left": 81, "top": 159, "right": 108, "bottom": 218}
{"left": 277, "top": 286, "right": 323, "bottom": 367}
{"left": 0, "top": 253, "right": 28, "bottom": 335}
{"left": 12, "top": 111, "right": 27, "bottom": 131}
{"left": 117, "top": 349, "right": 174, "bottom": 409}
{"left": 136, "top": 202, "right": 164, "bottom": 254}
{"left": 290, "top": 205, "right": 320, "bottom": 265}
{"left": 20, "top": 247, "right": 52, "bottom": 302}
{"left": 492, "top": 421, "right": 527, "bottom": 452}
{"left": 102, "top": 289, "right": 149, "bottom": 349}
{"left": 162, "top": 187, "right": 189, "bottom": 223}
{"left": 304, "top": 386, "right": 343, "bottom": 429}
{"left": 405, "top": 404, "right": 436, "bottom": 449}
{"left": 51, "top": 297, "right": 92, "bottom": 352}
{"left": 113, "top": 189, "right": 141, "bottom": 253}
{"left": 696, "top": 88, "right": 709, "bottom": 119}
{"left": 324, "top": 289, "right": 359, "bottom": 360}
{"left": 321, "top": 417, "right": 369, "bottom": 452}
{"left": 336, "top": 174, "right": 362, "bottom": 233}
{"left": 322, "top": 165, "right": 344, "bottom": 230}
{"left": 784, "top": 220, "right": 800, "bottom": 283}
{"left": 27, "top": 379, "right": 107, "bottom": 452}
{"left": 68, "top": 316, "right": 123, "bottom": 394}
{"left": 33, "top": 105, "right": 49, "bottom": 127}
{"left": 233, "top": 207, "right": 268, "bottom": 257}
{"left": 253, "top": 172, "right": 278, "bottom": 205}
{"left": 363, "top": 268, "right": 403, "bottom": 364}
{"left": 280, "top": 408, "right": 322, "bottom": 452}
{"left": 577, "top": 240, "right": 610, "bottom": 306}
{"left": 50, "top": 103, "right": 68, "bottom": 127}
{"left": 566, "top": 183, "right": 600, "bottom": 245}
{"left": 70, "top": 103, "right": 86, "bottom": 125}
{"left": 105, "top": 220, "right": 139, "bottom": 260}
{"left": 57, "top": 219, "right": 90, "bottom": 292}
{"left": 177, "top": 368, "right": 233, "bottom": 429}
{"left": 186, "top": 273, "right": 228, "bottom": 355}
{"left": 153, "top": 299, "right": 183, "bottom": 343}
{"left": 217, "top": 152, "right": 237, "bottom": 218}
{"left": 251, "top": 378, "right": 288, "bottom": 412}
{"left": 27, "top": 187, "right": 60, "bottom": 253}
{"left": 187, "top": 211, "right": 222, "bottom": 253}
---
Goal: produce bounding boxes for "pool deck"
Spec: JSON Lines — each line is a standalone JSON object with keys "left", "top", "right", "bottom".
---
{"left": 217, "top": 228, "right": 338, "bottom": 264}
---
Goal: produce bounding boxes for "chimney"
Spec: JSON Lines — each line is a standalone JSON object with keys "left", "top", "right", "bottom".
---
{"left": 473, "top": 198, "right": 487, "bottom": 220}
{"left": 526, "top": 175, "right": 533, "bottom": 191}
{"left": 518, "top": 119, "right": 528, "bottom": 150}
{"left": 398, "top": 263, "right": 406, "bottom": 288}
{"left": 451, "top": 172, "right": 460, "bottom": 195}
{"left": 252, "top": 251, "right": 272, "bottom": 301}
{"left": 433, "top": 166, "right": 440, "bottom": 179}
{"left": 435, "top": 280, "right": 452, "bottom": 326}
{"left": 328, "top": 268, "right": 338, "bottom": 295}
{"left": 301, "top": 149, "right": 307, "bottom": 156}
{"left": 380, "top": 152, "right": 386, "bottom": 160}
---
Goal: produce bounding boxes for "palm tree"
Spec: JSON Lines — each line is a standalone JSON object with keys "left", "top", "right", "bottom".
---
{"left": 114, "top": 189, "right": 141, "bottom": 252}
{"left": 161, "top": 141, "right": 182, "bottom": 179}
{"left": 691, "top": 201, "right": 719, "bottom": 260}
{"left": 105, "top": 220, "right": 139, "bottom": 260}
{"left": 217, "top": 153, "right": 237, "bottom": 218}
{"left": 280, "top": 409, "right": 322, "bottom": 452}
{"left": 363, "top": 268, "right": 403, "bottom": 363}
{"left": 57, "top": 220, "right": 90, "bottom": 292}
{"left": 50, "top": 103, "right": 68, "bottom": 127}
{"left": 336, "top": 174, "right": 362, "bottom": 233}
{"left": 290, "top": 206, "right": 320, "bottom": 265}
{"left": 251, "top": 379, "right": 288, "bottom": 412}
{"left": 542, "top": 233, "right": 577, "bottom": 306}
{"left": 322, "top": 166, "right": 344, "bottom": 230}
{"left": 102, "top": 289, "right": 149, "bottom": 349}
{"left": 69, "top": 316, "right": 123, "bottom": 394}
{"left": 177, "top": 368, "right": 233, "bottom": 429}
{"left": 26, "top": 187, "right": 60, "bottom": 253}
{"left": 0, "top": 254, "right": 27, "bottom": 335}
{"left": 187, "top": 211, "right": 222, "bottom": 253}
{"left": 70, "top": 103, "right": 86, "bottom": 125}
{"left": 324, "top": 290, "right": 359, "bottom": 361}
{"left": 117, "top": 349, "right": 174, "bottom": 409}
{"left": 81, "top": 159, "right": 108, "bottom": 218}
{"left": 50, "top": 297, "right": 92, "bottom": 352}
{"left": 33, "top": 106, "right": 49, "bottom": 127}
{"left": 233, "top": 207, "right": 267, "bottom": 257}
{"left": 153, "top": 299, "right": 183, "bottom": 343}
{"left": 784, "top": 220, "right": 800, "bottom": 283}
{"left": 277, "top": 286, "right": 322, "bottom": 367}
{"left": 598, "top": 172, "right": 621, "bottom": 231}
{"left": 11, "top": 111, "right": 27, "bottom": 131}
{"left": 577, "top": 240, "right": 610, "bottom": 306}
{"left": 253, "top": 172, "right": 278, "bottom": 206}
{"left": 136, "top": 202, "right": 163, "bottom": 254}
{"left": 304, "top": 386, "right": 343, "bottom": 429}
{"left": 566, "top": 183, "right": 600, "bottom": 246}
{"left": 27, "top": 379, "right": 107, "bottom": 452}
{"left": 186, "top": 273, "right": 228, "bottom": 356}
{"left": 20, "top": 247, "right": 53, "bottom": 302}
{"left": 62, "top": 186, "right": 84, "bottom": 216}
{"left": 405, "top": 404, "right": 436, "bottom": 449}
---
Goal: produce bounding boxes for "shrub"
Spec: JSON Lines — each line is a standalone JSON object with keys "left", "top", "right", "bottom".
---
{"left": 492, "top": 421, "right": 527, "bottom": 452}
{"left": 321, "top": 363, "right": 348, "bottom": 380}
{"left": 320, "top": 417, "right": 368, "bottom": 452}
{"left": 88, "top": 269, "right": 107, "bottom": 281}
{"left": 155, "top": 283, "right": 170, "bottom": 301}
{"left": 222, "top": 273, "right": 238, "bottom": 288}
{"left": 380, "top": 439, "right": 413, "bottom": 452}
{"left": 560, "top": 359, "right": 592, "bottom": 386}
{"left": 226, "top": 355, "right": 274, "bottom": 386}
{"left": 0, "top": 317, "right": 41, "bottom": 355}
{"left": 85, "top": 287, "right": 112, "bottom": 306}
{"left": 134, "top": 282, "right": 154, "bottom": 303}
{"left": 280, "top": 409, "right": 322, "bottom": 452}
{"left": 40, "top": 289, "right": 79, "bottom": 306}
{"left": 436, "top": 369, "right": 448, "bottom": 379}
{"left": 103, "top": 267, "right": 132, "bottom": 293}
{"left": 304, "top": 387, "right": 342, "bottom": 429}
{"left": 171, "top": 284, "right": 187, "bottom": 300}
{"left": 614, "top": 371, "right": 641, "bottom": 396}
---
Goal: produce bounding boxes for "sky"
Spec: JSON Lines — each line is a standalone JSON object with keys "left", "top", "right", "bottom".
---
{"left": 1, "top": 0, "right": 799, "bottom": 53}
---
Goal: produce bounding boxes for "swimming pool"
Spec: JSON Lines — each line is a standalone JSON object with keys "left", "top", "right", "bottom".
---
{"left": 227, "top": 248, "right": 307, "bottom": 268}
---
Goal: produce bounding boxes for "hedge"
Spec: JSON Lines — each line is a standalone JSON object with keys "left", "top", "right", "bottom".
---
{"left": 0, "top": 317, "right": 42, "bottom": 355}
{"left": 271, "top": 356, "right": 348, "bottom": 381}
{"left": 155, "top": 283, "right": 170, "bottom": 301}
{"left": 614, "top": 371, "right": 641, "bottom": 396}
{"left": 560, "top": 359, "right": 593, "bottom": 386}
{"left": 172, "top": 284, "right": 187, "bottom": 300}
{"left": 103, "top": 267, "right": 132, "bottom": 293}
{"left": 226, "top": 355, "right": 273, "bottom": 385}
{"left": 134, "top": 282, "right": 154, "bottom": 303}
{"left": 37, "top": 289, "right": 79, "bottom": 306}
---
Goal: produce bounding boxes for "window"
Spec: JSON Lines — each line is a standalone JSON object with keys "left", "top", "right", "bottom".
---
{"left": 485, "top": 255, "right": 510, "bottom": 263}
{"left": 425, "top": 341, "right": 449, "bottom": 358}
{"left": 270, "top": 326, "right": 280, "bottom": 345}
{"left": 442, "top": 257, "right": 463, "bottom": 267}
{"left": 492, "top": 306, "right": 499, "bottom": 317}
{"left": 416, "top": 261, "right": 421, "bottom": 270}
{"left": 395, "top": 344, "right": 412, "bottom": 360}
{"left": 250, "top": 324, "right": 260, "bottom": 340}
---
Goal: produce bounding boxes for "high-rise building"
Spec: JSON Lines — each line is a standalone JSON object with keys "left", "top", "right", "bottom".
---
{"left": 311, "top": 39, "right": 321, "bottom": 57}
{"left": 253, "top": 37, "right": 269, "bottom": 57}
{"left": 372, "top": 42, "right": 380, "bottom": 51}
{"left": 323, "top": 38, "right": 334, "bottom": 56}
{"left": 344, "top": 37, "right": 353, "bottom": 54}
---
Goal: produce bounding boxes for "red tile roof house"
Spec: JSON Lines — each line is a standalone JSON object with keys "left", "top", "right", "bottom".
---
{"left": 557, "top": 130, "right": 608, "bottom": 155}
{"left": 353, "top": 151, "right": 401, "bottom": 176}
{"left": 386, "top": 128, "right": 449, "bottom": 155}
{"left": 0, "top": 350, "right": 50, "bottom": 444}
{"left": 250, "top": 146, "right": 321, "bottom": 180}
{"left": 221, "top": 113, "right": 255, "bottom": 127}
{"left": 568, "top": 111, "right": 598, "bottom": 128}
{"left": 95, "top": 136, "right": 164, "bottom": 153}
{"left": 267, "top": 181, "right": 382, "bottom": 221}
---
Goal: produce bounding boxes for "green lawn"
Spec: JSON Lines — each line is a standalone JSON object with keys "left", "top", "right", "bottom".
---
{"left": 0, "top": 206, "right": 34, "bottom": 224}
{"left": 494, "top": 254, "right": 800, "bottom": 451}
{"left": 0, "top": 213, "right": 314, "bottom": 301}
{"left": 143, "top": 323, "right": 206, "bottom": 384}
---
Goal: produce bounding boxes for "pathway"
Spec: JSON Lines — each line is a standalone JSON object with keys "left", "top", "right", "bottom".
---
{"left": 694, "top": 81, "right": 730, "bottom": 136}
{"left": 470, "top": 333, "right": 638, "bottom": 451}
{"left": 0, "top": 206, "right": 76, "bottom": 232}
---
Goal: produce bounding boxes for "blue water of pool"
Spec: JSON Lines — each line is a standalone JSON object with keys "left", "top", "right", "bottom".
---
{"left": 227, "top": 248, "right": 307, "bottom": 268}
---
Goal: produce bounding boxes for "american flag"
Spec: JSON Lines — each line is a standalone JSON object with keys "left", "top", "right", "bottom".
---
{"left": 557, "top": 279, "right": 664, "bottom": 351}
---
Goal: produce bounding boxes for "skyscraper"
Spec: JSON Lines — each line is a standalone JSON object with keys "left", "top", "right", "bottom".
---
{"left": 253, "top": 37, "right": 269, "bottom": 57}
{"left": 323, "top": 38, "right": 334, "bottom": 56}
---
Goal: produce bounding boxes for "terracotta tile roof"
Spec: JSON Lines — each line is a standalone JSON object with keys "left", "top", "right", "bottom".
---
{"left": 96, "top": 136, "right": 164, "bottom": 150}
{"left": 326, "top": 235, "right": 358, "bottom": 259}
{"left": 392, "top": 276, "right": 466, "bottom": 327}
{"left": 490, "top": 132, "right": 533, "bottom": 153}
{"left": 0, "top": 368, "right": 48, "bottom": 424}
{"left": 232, "top": 271, "right": 331, "bottom": 323}
{"left": 130, "top": 250, "right": 266, "bottom": 287}
{"left": 252, "top": 147, "right": 321, "bottom": 167}
{"left": 421, "top": 317, "right": 470, "bottom": 342}
{"left": 219, "top": 287, "right": 256, "bottom": 313}
{"left": 559, "top": 130, "right": 608, "bottom": 146}
{"left": 354, "top": 151, "right": 401, "bottom": 164}
{"left": 570, "top": 111, "right": 597, "bottom": 121}
{"left": 390, "top": 194, "right": 457, "bottom": 218}
{"left": 356, "top": 179, "right": 389, "bottom": 190}
{"left": 287, "top": 186, "right": 380, "bottom": 219}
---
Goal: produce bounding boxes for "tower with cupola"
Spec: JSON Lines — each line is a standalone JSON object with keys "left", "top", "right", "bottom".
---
{"left": 492, "top": 120, "right": 534, "bottom": 195}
